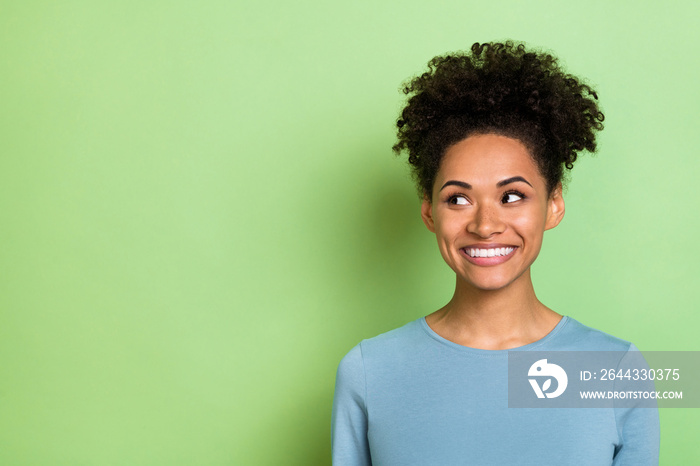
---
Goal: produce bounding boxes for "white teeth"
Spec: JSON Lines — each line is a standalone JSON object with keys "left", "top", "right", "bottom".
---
{"left": 465, "top": 247, "right": 515, "bottom": 258}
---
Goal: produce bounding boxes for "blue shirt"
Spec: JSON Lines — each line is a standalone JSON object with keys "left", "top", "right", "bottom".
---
{"left": 332, "top": 316, "right": 659, "bottom": 465}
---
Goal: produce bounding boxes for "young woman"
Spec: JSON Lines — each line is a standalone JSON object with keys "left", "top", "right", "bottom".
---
{"left": 332, "top": 42, "right": 660, "bottom": 465}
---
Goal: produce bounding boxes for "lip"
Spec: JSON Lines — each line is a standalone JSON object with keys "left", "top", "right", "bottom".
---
{"left": 460, "top": 244, "right": 518, "bottom": 266}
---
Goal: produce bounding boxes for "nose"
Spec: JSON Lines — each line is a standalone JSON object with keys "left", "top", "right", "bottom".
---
{"left": 466, "top": 204, "right": 506, "bottom": 238}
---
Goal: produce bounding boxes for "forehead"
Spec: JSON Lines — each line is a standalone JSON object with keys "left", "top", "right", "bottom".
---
{"left": 438, "top": 133, "right": 543, "bottom": 184}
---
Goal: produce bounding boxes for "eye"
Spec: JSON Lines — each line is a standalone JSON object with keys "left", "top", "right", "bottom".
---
{"left": 448, "top": 195, "right": 469, "bottom": 206}
{"left": 502, "top": 191, "right": 525, "bottom": 204}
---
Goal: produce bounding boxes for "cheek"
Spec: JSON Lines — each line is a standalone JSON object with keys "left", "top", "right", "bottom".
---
{"left": 509, "top": 208, "right": 547, "bottom": 240}
{"left": 433, "top": 210, "right": 461, "bottom": 235}
{"left": 432, "top": 215, "right": 462, "bottom": 257}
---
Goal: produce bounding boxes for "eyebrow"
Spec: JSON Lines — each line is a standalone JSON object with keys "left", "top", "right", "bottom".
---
{"left": 439, "top": 180, "right": 472, "bottom": 191}
{"left": 439, "top": 176, "right": 532, "bottom": 192}
{"left": 496, "top": 176, "right": 532, "bottom": 188}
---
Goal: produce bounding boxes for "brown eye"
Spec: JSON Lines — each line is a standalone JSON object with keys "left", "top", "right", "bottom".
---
{"left": 449, "top": 195, "right": 469, "bottom": 205}
{"left": 502, "top": 191, "right": 524, "bottom": 203}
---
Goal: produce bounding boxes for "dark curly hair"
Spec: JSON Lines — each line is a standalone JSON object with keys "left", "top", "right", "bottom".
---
{"left": 393, "top": 41, "right": 604, "bottom": 198}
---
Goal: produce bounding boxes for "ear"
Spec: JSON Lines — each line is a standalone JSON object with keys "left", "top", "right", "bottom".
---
{"left": 420, "top": 196, "right": 436, "bottom": 233}
{"left": 545, "top": 183, "right": 565, "bottom": 231}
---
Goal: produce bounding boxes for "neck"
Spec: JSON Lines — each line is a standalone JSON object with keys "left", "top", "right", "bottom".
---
{"left": 425, "top": 269, "right": 561, "bottom": 350}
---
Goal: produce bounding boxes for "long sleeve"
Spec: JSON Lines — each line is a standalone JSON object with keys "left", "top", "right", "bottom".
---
{"left": 612, "top": 343, "right": 660, "bottom": 465}
{"left": 331, "top": 344, "right": 371, "bottom": 466}
{"left": 612, "top": 405, "right": 660, "bottom": 465}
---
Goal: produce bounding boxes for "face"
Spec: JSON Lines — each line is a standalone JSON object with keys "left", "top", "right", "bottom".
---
{"left": 421, "top": 133, "right": 565, "bottom": 292}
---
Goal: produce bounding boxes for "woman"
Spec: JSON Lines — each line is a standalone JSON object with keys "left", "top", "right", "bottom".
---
{"left": 332, "top": 42, "right": 659, "bottom": 465}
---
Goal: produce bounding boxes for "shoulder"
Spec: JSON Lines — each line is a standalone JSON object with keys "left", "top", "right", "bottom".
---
{"left": 553, "top": 317, "right": 634, "bottom": 352}
{"left": 358, "top": 318, "right": 427, "bottom": 360}
{"left": 336, "top": 318, "right": 425, "bottom": 372}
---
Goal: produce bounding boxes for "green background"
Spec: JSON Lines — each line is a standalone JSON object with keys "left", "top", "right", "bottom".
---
{"left": 1, "top": 1, "right": 698, "bottom": 464}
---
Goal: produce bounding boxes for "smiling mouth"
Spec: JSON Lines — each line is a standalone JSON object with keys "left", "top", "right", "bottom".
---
{"left": 462, "top": 247, "right": 516, "bottom": 258}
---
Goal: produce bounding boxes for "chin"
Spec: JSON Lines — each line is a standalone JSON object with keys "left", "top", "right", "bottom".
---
{"left": 459, "top": 268, "right": 526, "bottom": 292}
{"left": 473, "top": 281, "right": 513, "bottom": 292}
{"left": 462, "top": 276, "right": 513, "bottom": 292}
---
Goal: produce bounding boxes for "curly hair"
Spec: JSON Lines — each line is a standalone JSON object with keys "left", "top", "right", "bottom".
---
{"left": 393, "top": 41, "right": 604, "bottom": 198}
